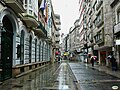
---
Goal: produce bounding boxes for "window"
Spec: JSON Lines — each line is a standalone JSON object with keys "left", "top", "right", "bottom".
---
{"left": 94, "top": 30, "right": 103, "bottom": 43}
{"left": 25, "top": 0, "right": 27, "bottom": 4}
{"left": 29, "top": 0, "right": 31, "bottom": 4}
{"left": 39, "top": 42, "right": 41, "bottom": 61}
{"left": 93, "top": 1, "right": 97, "bottom": 12}
{"left": 117, "top": 9, "right": 120, "bottom": 23}
{"left": 20, "top": 30, "right": 25, "bottom": 64}
{"left": 35, "top": 39, "right": 37, "bottom": 62}
{"left": 29, "top": 35, "right": 32, "bottom": 63}
{"left": 29, "top": 10, "right": 32, "bottom": 15}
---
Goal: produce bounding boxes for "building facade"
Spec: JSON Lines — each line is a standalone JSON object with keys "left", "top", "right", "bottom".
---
{"left": 111, "top": 0, "right": 120, "bottom": 69}
{"left": 0, "top": 0, "right": 58, "bottom": 81}
{"left": 78, "top": 0, "right": 86, "bottom": 62}
{"left": 54, "top": 14, "right": 61, "bottom": 50}
{"left": 81, "top": 0, "right": 113, "bottom": 66}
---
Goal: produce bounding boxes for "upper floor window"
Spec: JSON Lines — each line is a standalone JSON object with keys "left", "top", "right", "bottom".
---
{"left": 93, "top": 1, "right": 97, "bottom": 12}
{"left": 117, "top": 9, "right": 120, "bottom": 23}
{"left": 25, "top": 0, "right": 27, "bottom": 4}
{"left": 29, "top": 0, "right": 31, "bottom": 4}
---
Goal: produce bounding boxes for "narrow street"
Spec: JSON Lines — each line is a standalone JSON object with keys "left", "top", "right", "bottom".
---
{"left": 0, "top": 61, "right": 120, "bottom": 90}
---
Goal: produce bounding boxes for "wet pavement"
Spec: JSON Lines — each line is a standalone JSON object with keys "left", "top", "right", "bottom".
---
{"left": 0, "top": 61, "right": 120, "bottom": 90}
{"left": 0, "top": 61, "right": 78, "bottom": 90}
{"left": 69, "top": 62, "right": 120, "bottom": 90}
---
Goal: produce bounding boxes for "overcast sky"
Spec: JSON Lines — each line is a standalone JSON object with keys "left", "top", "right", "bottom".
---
{"left": 51, "top": 0, "right": 79, "bottom": 35}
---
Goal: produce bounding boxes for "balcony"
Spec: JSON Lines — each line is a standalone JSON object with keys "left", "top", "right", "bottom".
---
{"left": 88, "top": 22, "right": 92, "bottom": 28}
{"left": 55, "top": 31, "right": 60, "bottom": 36}
{"left": 96, "top": 20, "right": 103, "bottom": 28}
{"left": 55, "top": 37, "right": 60, "bottom": 42}
{"left": 114, "top": 22, "right": 120, "bottom": 34}
{"left": 88, "top": 8, "right": 92, "bottom": 15}
{"left": 57, "top": 27, "right": 61, "bottom": 31}
{"left": 21, "top": 13, "right": 39, "bottom": 28}
{"left": 94, "top": 29, "right": 104, "bottom": 45}
{"left": 35, "top": 22, "right": 47, "bottom": 38}
{"left": 55, "top": 43, "right": 60, "bottom": 48}
{"left": 4, "top": 0, "right": 25, "bottom": 13}
{"left": 96, "top": 0, "right": 103, "bottom": 11}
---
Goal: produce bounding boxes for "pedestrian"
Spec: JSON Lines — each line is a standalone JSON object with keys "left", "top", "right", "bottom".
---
{"left": 110, "top": 56, "right": 117, "bottom": 71}
{"left": 57, "top": 52, "right": 60, "bottom": 62}
{"left": 91, "top": 56, "right": 94, "bottom": 67}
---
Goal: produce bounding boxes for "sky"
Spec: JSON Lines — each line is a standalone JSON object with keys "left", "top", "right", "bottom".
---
{"left": 51, "top": 0, "right": 79, "bottom": 35}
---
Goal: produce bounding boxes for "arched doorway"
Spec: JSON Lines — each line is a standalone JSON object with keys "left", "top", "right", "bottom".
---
{"left": 0, "top": 15, "right": 13, "bottom": 81}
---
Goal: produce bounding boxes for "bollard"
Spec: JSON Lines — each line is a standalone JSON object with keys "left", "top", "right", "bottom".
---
{"left": 112, "top": 86, "right": 118, "bottom": 90}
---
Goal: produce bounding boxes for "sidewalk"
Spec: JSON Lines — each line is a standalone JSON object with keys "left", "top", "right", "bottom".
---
{"left": 85, "top": 63, "right": 120, "bottom": 78}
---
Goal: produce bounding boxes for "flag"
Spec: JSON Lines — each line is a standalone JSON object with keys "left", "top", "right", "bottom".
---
{"left": 40, "top": 0, "right": 46, "bottom": 10}
{"left": 45, "top": 3, "right": 48, "bottom": 23}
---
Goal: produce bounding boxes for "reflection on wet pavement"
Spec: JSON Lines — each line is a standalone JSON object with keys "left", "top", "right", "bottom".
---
{"left": 69, "top": 63, "right": 120, "bottom": 90}
{"left": 0, "top": 62, "right": 78, "bottom": 90}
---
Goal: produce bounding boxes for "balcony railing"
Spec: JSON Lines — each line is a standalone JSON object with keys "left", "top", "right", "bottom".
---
{"left": 96, "top": 20, "right": 103, "bottom": 28}
{"left": 4, "top": 0, "right": 25, "bottom": 13}
{"left": 55, "top": 43, "right": 60, "bottom": 48}
{"left": 21, "top": 14, "right": 39, "bottom": 28}
{"left": 37, "top": 22, "right": 47, "bottom": 37}
{"left": 55, "top": 37, "right": 60, "bottom": 42}
{"left": 96, "top": 0, "right": 103, "bottom": 11}
{"left": 55, "top": 31, "right": 60, "bottom": 36}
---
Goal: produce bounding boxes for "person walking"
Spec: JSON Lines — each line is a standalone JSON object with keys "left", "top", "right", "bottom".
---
{"left": 91, "top": 56, "right": 94, "bottom": 67}
{"left": 110, "top": 56, "right": 117, "bottom": 71}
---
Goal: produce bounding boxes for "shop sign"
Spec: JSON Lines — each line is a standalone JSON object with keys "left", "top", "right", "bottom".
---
{"left": 115, "top": 40, "right": 120, "bottom": 45}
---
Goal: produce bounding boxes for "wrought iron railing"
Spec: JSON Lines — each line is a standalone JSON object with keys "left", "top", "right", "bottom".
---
{"left": 37, "top": 22, "right": 47, "bottom": 37}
